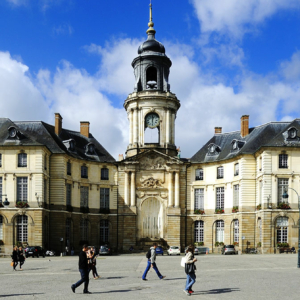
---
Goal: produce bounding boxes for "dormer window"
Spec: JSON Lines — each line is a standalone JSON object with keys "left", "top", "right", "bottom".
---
{"left": 231, "top": 139, "right": 245, "bottom": 151}
{"left": 288, "top": 127, "right": 297, "bottom": 139}
{"left": 8, "top": 126, "right": 18, "bottom": 138}
{"left": 63, "top": 139, "right": 76, "bottom": 152}
{"left": 86, "top": 143, "right": 95, "bottom": 155}
{"left": 207, "top": 143, "right": 221, "bottom": 155}
{"left": 69, "top": 140, "right": 75, "bottom": 151}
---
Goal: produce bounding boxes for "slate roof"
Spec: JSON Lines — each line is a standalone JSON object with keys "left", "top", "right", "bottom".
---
{"left": 0, "top": 118, "right": 115, "bottom": 162}
{"left": 190, "top": 119, "right": 300, "bottom": 163}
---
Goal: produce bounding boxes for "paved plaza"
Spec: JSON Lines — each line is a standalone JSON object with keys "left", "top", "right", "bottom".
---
{"left": 0, "top": 253, "right": 299, "bottom": 299}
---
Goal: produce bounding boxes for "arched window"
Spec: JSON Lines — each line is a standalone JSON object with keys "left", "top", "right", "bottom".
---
{"left": 100, "top": 220, "right": 109, "bottom": 243}
{"left": 233, "top": 220, "right": 239, "bottom": 243}
{"left": 17, "top": 215, "right": 28, "bottom": 243}
{"left": 101, "top": 168, "right": 109, "bottom": 180}
{"left": 0, "top": 215, "right": 3, "bottom": 240}
{"left": 194, "top": 221, "right": 204, "bottom": 243}
{"left": 277, "top": 217, "right": 288, "bottom": 244}
{"left": 80, "top": 219, "right": 88, "bottom": 242}
{"left": 195, "top": 169, "right": 203, "bottom": 181}
{"left": 216, "top": 220, "right": 224, "bottom": 243}
{"left": 66, "top": 219, "right": 71, "bottom": 247}
{"left": 146, "top": 66, "right": 157, "bottom": 89}
{"left": 18, "top": 153, "right": 27, "bottom": 167}
{"left": 217, "top": 166, "right": 224, "bottom": 179}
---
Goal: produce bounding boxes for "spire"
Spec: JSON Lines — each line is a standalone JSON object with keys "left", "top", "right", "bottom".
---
{"left": 146, "top": 1, "right": 156, "bottom": 36}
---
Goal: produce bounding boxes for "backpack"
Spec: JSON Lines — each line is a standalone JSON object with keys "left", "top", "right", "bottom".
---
{"left": 146, "top": 249, "right": 151, "bottom": 259}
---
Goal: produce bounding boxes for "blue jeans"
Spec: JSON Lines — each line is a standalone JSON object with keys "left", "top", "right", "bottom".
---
{"left": 142, "top": 260, "right": 163, "bottom": 279}
{"left": 185, "top": 272, "right": 196, "bottom": 291}
{"left": 73, "top": 269, "right": 89, "bottom": 292}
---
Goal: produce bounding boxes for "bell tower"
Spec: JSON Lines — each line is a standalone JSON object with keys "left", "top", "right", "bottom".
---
{"left": 124, "top": 2, "right": 180, "bottom": 158}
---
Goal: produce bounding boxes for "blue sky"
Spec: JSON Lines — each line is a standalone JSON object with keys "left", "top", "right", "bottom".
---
{"left": 1, "top": 0, "right": 300, "bottom": 158}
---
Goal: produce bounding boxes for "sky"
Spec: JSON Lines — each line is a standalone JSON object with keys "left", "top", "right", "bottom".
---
{"left": 1, "top": 0, "right": 300, "bottom": 159}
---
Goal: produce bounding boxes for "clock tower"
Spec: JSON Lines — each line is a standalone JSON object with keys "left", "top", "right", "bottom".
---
{"left": 124, "top": 2, "right": 180, "bottom": 158}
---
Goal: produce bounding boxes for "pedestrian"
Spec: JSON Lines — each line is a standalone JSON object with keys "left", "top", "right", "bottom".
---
{"left": 71, "top": 244, "right": 91, "bottom": 294}
{"left": 88, "top": 247, "right": 100, "bottom": 279}
{"left": 71, "top": 246, "right": 75, "bottom": 256}
{"left": 18, "top": 246, "right": 25, "bottom": 271}
{"left": 11, "top": 246, "right": 18, "bottom": 271}
{"left": 183, "top": 245, "right": 197, "bottom": 296}
{"left": 142, "top": 242, "right": 166, "bottom": 281}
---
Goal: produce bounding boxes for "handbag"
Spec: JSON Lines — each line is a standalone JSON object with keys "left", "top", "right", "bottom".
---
{"left": 10, "top": 262, "right": 14, "bottom": 267}
{"left": 181, "top": 257, "right": 185, "bottom": 267}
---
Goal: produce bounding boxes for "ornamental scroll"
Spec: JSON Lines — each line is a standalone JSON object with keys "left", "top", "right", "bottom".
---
{"left": 140, "top": 177, "right": 163, "bottom": 188}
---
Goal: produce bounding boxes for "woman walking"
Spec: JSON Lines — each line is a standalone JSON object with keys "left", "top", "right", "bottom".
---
{"left": 12, "top": 246, "right": 18, "bottom": 271}
{"left": 18, "top": 247, "right": 25, "bottom": 270}
{"left": 183, "top": 245, "right": 197, "bottom": 296}
{"left": 88, "top": 248, "right": 99, "bottom": 279}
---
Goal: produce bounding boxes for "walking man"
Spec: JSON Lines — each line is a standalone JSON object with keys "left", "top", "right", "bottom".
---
{"left": 71, "top": 244, "right": 91, "bottom": 294}
{"left": 142, "top": 242, "right": 166, "bottom": 281}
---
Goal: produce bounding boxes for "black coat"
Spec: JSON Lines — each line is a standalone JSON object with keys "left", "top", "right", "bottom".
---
{"left": 78, "top": 250, "right": 88, "bottom": 270}
{"left": 12, "top": 250, "right": 18, "bottom": 262}
{"left": 18, "top": 250, "right": 25, "bottom": 262}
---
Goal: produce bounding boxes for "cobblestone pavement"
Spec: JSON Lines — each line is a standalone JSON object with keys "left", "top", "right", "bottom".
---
{"left": 0, "top": 253, "right": 299, "bottom": 299}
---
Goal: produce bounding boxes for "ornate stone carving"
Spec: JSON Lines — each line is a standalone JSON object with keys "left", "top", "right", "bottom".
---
{"left": 140, "top": 177, "right": 163, "bottom": 188}
{"left": 18, "top": 209, "right": 26, "bottom": 215}
{"left": 140, "top": 155, "right": 166, "bottom": 170}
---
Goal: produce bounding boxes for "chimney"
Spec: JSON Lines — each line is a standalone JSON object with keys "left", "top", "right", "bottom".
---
{"left": 118, "top": 154, "right": 124, "bottom": 161}
{"left": 80, "top": 121, "right": 90, "bottom": 138}
{"left": 215, "top": 127, "right": 222, "bottom": 134}
{"left": 55, "top": 113, "right": 62, "bottom": 136}
{"left": 241, "top": 115, "right": 249, "bottom": 137}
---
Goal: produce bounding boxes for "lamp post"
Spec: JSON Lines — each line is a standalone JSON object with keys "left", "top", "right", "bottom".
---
{"left": 282, "top": 188, "right": 300, "bottom": 268}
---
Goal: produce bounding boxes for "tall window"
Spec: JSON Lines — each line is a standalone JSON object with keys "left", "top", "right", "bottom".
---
{"left": 194, "top": 189, "right": 204, "bottom": 210}
{"left": 44, "top": 155, "right": 47, "bottom": 170}
{"left": 276, "top": 217, "right": 288, "bottom": 244}
{"left": 17, "top": 215, "right": 28, "bottom": 243}
{"left": 216, "top": 220, "right": 224, "bottom": 243}
{"left": 194, "top": 220, "right": 204, "bottom": 242}
{"left": 0, "top": 215, "right": 3, "bottom": 240}
{"left": 195, "top": 169, "right": 203, "bottom": 181}
{"left": 0, "top": 153, "right": 2, "bottom": 167}
{"left": 234, "top": 163, "right": 239, "bottom": 176}
{"left": 67, "top": 162, "right": 71, "bottom": 176}
{"left": 100, "top": 188, "right": 110, "bottom": 209}
{"left": 278, "top": 178, "right": 289, "bottom": 204}
{"left": 66, "top": 184, "right": 72, "bottom": 206}
{"left": 279, "top": 154, "right": 288, "bottom": 169}
{"left": 234, "top": 220, "right": 239, "bottom": 243}
{"left": 0, "top": 177, "right": 2, "bottom": 204}
{"left": 100, "top": 220, "right": 109, "bottom": 243}
{"left": 233, "top": 185, "right": 239, "bottom": 207}
{"left": 216, "top": 187, "right": 224, "bottom": 209}
{"left": 80, "top": 186, "right": 89, "bottom": 208}
{"left": 18, "top": 153, "right": 27, "bottom": 167}
{"left": 81, "top": 166, "right": 88, "bottom": 179}
{"left": 44, "top": 179, "right": 47, "bottom": 202}
{"left": 80, "top": 219, "right": 88, "bottom": 241}
{"left": 258, "top": 218, "right": 262, "bottom": 243}
{"left": 101, "top": 168, "right": 109, "bottom": 180}
{"left": 66, "top": 218, "right": 71, "bottom": 246}
{"left": 217, "top": 166, "right": 224, "bottom": 179}
{"left": 17, "top": 177, "right": 28, "bottom": 202}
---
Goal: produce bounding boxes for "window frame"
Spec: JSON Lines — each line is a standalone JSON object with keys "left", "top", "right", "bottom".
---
{"left": 0, "top": 153, "right": 2, "bottom": 167}
{"left": 17, "top": 215, "right": 28, "bottom": 243}
{"left": 276, "top": 217, "right": 288, "bottom": 244}
{"left": 67, "top": 161, "right": 72, "bottom": 176}
{"left": 234, "top": 220, "right": 239, "bottom": 243}
{"left": 17, "top": 177, "right": 28, "bottom": 202}
{"left": 100, "top": 188, "right": 110, "bottom": 209}
{"left": 233, "top": 184, "right": 239, "bottom": 207}
{"left": 80, "top": 186, "right": 89, "bottom": 208}
{"left": 278, "top": 178, "right": 289, "bottom": 204}
{"left": 216, "top": 220, "right": 224, "bottom": 243}
{"left": 100, "top": 219, "right": 109, "bottom": 243}
{"left": 194, "top": 220, "right": 204, "bottom": 243}
{"left": 80, "top": 219, "right": 88, "bottom": 241}
{"left": 18, "top": 153, "right": 27, "bottom": 168}
{"left": 217, "top": 166, "right": 224, "bottom": 179}
{"left": 194, "top": 188, "right": 204, "bottom": 210}
{"left": 279, "top": 154, "right": 288, "bottom": 169}
{"left": 81, "top": 165, "right": 88, "bottom": 179}
{"left": 66, "top": 183, "right": 72, "bottom": 206}
{"left": 216, "top": 187, "right": 225, "bottom": 210}
{"left": 195, "top": 168, "right": 203, "bottom": 181}
{"left": 101, "top": 168, "right": 109, "bottom": 180}
{"left": 234, "top": 163, "right": 239, "bottom": 176}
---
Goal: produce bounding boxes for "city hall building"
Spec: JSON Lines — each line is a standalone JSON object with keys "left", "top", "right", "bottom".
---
{"left": 1, "top": 6, "right": 300, "bottom": 255}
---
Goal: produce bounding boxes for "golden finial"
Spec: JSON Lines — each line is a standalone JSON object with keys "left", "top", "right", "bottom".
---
{"left": 147, "top": 0, "right": 156, "bottom": 35}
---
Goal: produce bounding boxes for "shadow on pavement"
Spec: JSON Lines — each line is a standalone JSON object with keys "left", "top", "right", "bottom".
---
{"left": 0, "top": 293, "right": 44, "bottom": 297}
{"left": 164, "top": 278, "right": 185, "bottom": 281}
{"left": 92, "top": 287, "right": 148, "bottom": 294}
{"left": 105, "top": 277, "right": 127, "bottom": 279}
{"left": 194, "top": 288, "right": 240, "bottom": 295}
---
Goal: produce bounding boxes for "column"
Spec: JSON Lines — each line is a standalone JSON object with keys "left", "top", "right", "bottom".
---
{"left": 168, "top": 172, "right": 173, "bottom": 207}
{"left": 124, "top": 172, "right": 129, "bottom": 205}
{"left": 129, "top": 109, "right": 133, "bottom": 145}
{"left": 166, "top": 109, "right": 170, "bottom": 144}
{"left": 171, "top": 112, "right": 175, "bottom": 144}
{"left": 131, "top": 171, "right": 136, "bottom": 206}
{"left": 133, "top": 108, "right": 138, "bottom": 146}
{"left": 175, "top": 171, "right": 180, "bottom": 207}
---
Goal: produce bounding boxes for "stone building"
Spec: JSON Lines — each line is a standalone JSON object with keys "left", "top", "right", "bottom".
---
{"left": 1, "top": 4, "right": 300, "bottom": 255}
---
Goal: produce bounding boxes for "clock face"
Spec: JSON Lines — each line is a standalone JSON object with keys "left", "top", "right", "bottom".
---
{"left": 145, "top": 113, "right": 160, "bottom": 128}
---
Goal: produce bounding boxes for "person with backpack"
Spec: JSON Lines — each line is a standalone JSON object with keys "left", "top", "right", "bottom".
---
{"left": 183, "top": 245, "right": 197, "bottom": 296}
{"left": 142, "top": 242, "right": 166, "bottom": 281}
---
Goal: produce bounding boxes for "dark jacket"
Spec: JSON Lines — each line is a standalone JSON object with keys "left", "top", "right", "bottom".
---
{"left": 78, "top": 250, "right": 88, "bottom": 270}
{"left": 185, "top": 252, "right": 196, "bottom": 275}
{"left": 18, "top": 250, "right": 25, "bottom": 262}
{"left": 12, "top": 250, "right": 18, "bottom": 262}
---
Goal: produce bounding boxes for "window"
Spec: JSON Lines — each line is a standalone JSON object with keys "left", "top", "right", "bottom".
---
{"left": 146, "top": 66, "right": 157, "bottom": 89}
{"left": 233, "top": 185, "right": 239, "bottom": 207}
{"left": 0, "top": 215, "right": 3, "bottom": 240}
{"left": 0, "top": 153, "right": 2, "bottom": 167}
{"left": 217, "top": 166, "right": 224, "bottom": 179}
{"left": 101, "top": 168, "right": 109, "bottom": 180}
{"left": 234, "top": 163, "right": 239, "bottom": 176}
{"left": 279, "top": 154, "right": 288, "bottom": 168}
{"left": 44, "top": 155, "right": 47, "bottom": 170}
{"left": 66, "top": 184, "right": 72, "bottom": 206}
{"left": 18, "top": 153, "right": 27, "bottom": 167}
{"left": 17, "top": 177, "right": 28, "bottom": 202}
{"left": 44, "top": 179, "right": 47, "bottom": 202}
{"left": 81, "top": 166, "right": 88, "bottom": 179}
{"left": 80, "top": 219, "right": 88, "bottom": 241}
{"left": 100, "top": 219, "right": 109, "bottom": 243}
{"left": 0, "top": 177, "right": 2, "bottom": 204}
{"left": 80, "top": 186, "right": 89, "bottom": 208}
{"left": 234, "top": 220, "right": 239, "bottom": 243}
{"left": 100, "top": 188, "right": 109, "bottom": 209}
{"left": 194, "top": 189, "right": 204, "bottom": 210}
{"left": 278, "top": 178, "right": 289, "bottom": 204}
{"left": 17, "top": 215, "right": 28, "bottom": 242}
{"left": 194, "top": 220, "right": 204, "bottom": 243}
{"left": 66, "top": 218, "right": 71, "bottom": 246}
{"left": 258, "top": 218, "right": 262, "bottom": 243}
{"left": 276, "top": 217, "right": 288, "bottom": 244}
{"left": 195, "top": 169, "right": 203, "bottom": 181}
{"left": 216, "top": 220, "right": 224, "bottom": 243}
{"left": 288, "top": 128, "right": 297, "bottom": 139}
{"left": 216, "top": 187, "right": 224, "bottom": 209}
{"left": 67, "top": 161, "right": 71, "bottom": 176}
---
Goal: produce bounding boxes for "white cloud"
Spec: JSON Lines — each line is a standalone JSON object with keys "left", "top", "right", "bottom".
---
{"left": 52, "top": 24, "right": 73, "bottom": 36}
{"left": 190, "top": 0, "right": 300, "bottom": 38}
{"left": 280, "top": 51, "right": 300, "bottom": 82}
